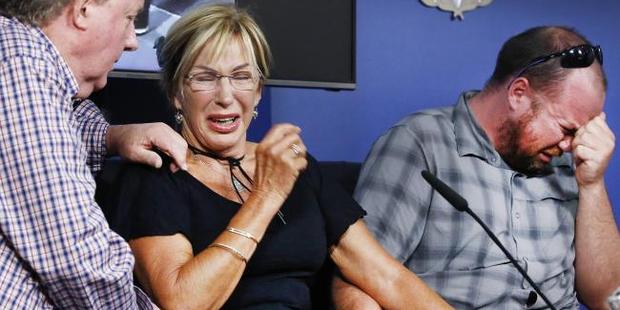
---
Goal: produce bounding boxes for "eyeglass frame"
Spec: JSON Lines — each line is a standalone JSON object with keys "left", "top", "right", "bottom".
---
{"left": 184, "top": 68, "right": 263, "bottom": 92}
{"left": 508, "top": 44, "right": 603, "bottom": 88}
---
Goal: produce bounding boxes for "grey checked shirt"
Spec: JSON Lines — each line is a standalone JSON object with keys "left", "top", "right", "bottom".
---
{"left": 355, "top": 91, "right": 579, "bottom": 309}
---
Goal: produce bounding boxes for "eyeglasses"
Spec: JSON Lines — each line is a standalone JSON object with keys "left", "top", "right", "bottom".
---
{"left": 513, "top": 44, "right": 603, "bottom": 79}
{"left": 185, "top": 70, "right": 260, "bottom": 92}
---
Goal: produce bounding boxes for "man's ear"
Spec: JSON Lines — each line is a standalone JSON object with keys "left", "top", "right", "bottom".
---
{"left": 507, "top": 77, "right": 533, "bottom": 114}
{"left": 72, "top": 0, "right": 96, "bottom": 30}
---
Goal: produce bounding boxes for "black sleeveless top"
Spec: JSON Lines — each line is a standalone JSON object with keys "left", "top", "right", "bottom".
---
{"left": 107, "top": 154, "right": 365, "bottom": 309}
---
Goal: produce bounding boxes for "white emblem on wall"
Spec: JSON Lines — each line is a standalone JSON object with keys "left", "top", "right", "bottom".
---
{"left": 420, "top": 0, "right": 493, "bottom": 20}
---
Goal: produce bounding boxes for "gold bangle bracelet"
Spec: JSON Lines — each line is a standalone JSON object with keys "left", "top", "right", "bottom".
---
{"left": 209, "top": 243, "right": 248, "bottom": 263}
{"left": 226, "top": 227, "right": 259, "bottom": 244}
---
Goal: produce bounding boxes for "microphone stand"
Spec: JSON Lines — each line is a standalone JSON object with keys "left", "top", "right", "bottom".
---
{"left": 421, "top": 170, "right": 557, "bottom": 310}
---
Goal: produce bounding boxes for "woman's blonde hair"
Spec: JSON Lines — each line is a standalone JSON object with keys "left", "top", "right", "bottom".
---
{"left": 159, "top": 4, "right": 271, "bottom": 103}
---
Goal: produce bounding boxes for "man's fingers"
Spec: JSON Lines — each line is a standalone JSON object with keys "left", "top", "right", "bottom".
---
{"left": 169, "top": 162, "right": 181, "bottom": 173}
{"left": 571, "top": 113, "right": 615, "bottom": 186}
{"left": 108, "top": 122, "right": 189, "bottom": 171}
{"left": 573, "top": 144, "right": 596, "bottom": 164}
{"left": 132, "top": 149, "right": 164, "bottom": 169}
{"left": 148, "top": 124, "right": 188, "bottom": 170}
{"left": 157, "top": 140, "right": 189, "bottom": 171}
{"left": 573, "top": 114, "right": 614, "bottom": 151}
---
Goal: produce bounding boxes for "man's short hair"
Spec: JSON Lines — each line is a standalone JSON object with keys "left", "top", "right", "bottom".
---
{"left": 0, "top": 0, "right": 75, "bottom": 26}
{"left": 0, "top": 0, "right": 107, "bottom": 26}
{"left": 486, "top": 26, "right": 606, "bottom": 95}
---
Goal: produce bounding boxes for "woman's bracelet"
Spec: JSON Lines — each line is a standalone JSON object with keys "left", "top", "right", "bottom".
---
{"left": 226, "top": 227, "right": 259, "bottom": 244}
{"left": 208, "top": 243, "right": 248, "bottom": 263}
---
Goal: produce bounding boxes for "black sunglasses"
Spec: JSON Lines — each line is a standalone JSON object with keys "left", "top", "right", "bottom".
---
{"left": 513, "top": 44, "right": 603, "bottom": 79}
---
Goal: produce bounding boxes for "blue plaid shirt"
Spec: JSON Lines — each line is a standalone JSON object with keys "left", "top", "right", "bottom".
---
{"left": 356, "top": 92, "right": 579, "bottom": 309}
{"left": 0, "top": 16, "right": 151, "bottom": 309}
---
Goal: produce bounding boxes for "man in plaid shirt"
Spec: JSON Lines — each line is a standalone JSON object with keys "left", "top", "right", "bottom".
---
{"left": 334, "top": 26, "right": 619, "bottom": 309}
{"left": 0, "top": 0, "right": 187, "bottom": 308}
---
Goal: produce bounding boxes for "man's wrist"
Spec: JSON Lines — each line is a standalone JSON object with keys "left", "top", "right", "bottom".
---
{"left": 105, "top": 124, "right": 122, "bottom": 156}
{"left": 578, "top": 179, "right": 606, "bottom": 195}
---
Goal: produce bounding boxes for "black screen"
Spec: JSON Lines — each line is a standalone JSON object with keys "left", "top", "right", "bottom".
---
{"left": 112, "top": 0, "right": 356, "bottom": 90}
{"left": 236, "top": 0, "right": 356, "bottom": 89}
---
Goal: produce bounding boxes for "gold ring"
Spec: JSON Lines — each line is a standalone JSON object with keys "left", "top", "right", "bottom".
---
{"left": 290, "top": 143, "right": 302, "bottom": 157}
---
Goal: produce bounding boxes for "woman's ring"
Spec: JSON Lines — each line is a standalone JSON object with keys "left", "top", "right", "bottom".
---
{"left": 290, "top": 143, "right": 302, "bottom": 157}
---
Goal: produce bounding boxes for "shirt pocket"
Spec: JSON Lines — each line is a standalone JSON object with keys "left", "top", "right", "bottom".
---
{"left": 510, "top": 167, "right": 578, "bottom": 282}
{"left": 513, "top": 167, "right": 578, "bottom": 202}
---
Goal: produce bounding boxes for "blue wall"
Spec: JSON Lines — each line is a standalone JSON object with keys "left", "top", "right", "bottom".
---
{"left": 262, "top": 0, "right": 620, "bottom": 225}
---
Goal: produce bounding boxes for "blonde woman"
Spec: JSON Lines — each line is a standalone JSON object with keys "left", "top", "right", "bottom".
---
{"left": 111, "top": 4, "right": 452, "bottom": 309}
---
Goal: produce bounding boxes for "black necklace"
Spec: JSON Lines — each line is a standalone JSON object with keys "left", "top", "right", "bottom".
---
{"left": 188, "top": 144, "right": 286, "bottom": 224}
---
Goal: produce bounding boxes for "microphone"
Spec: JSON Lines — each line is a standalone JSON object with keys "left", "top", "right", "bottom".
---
{"left": 421, "top": 170, "right": 557, "bottom": 310}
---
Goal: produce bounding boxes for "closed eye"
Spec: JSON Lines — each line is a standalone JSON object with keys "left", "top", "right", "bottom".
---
{"left": 231, "top": 71, "right": 253, "bottom": 80}
{"left": 562, "top": 127, "right": 577, "bottom": 137}
{"left": 192, "top": 73, "right": 218, "bottom": 82}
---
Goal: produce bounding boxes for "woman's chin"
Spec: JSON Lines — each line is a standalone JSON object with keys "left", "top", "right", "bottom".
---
{"left": 204, "top": 133, "right": 246, "bottom": 153}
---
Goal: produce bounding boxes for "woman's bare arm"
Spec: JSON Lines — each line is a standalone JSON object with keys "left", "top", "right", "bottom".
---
{"left": 330, "top": 220, "right": 453, "bottom": 310}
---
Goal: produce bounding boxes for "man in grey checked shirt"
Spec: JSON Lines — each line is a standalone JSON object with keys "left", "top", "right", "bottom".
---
{"left": 334, "top": 26, "right": 619, "bottom": 309}
{"left": 0, "top": 0, "right": 188, "bottom": 308}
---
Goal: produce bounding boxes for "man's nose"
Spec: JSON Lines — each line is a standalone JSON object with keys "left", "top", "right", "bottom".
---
{"left": 558, "top": 135, "right": 573, "bottom": 152}
{"left": 125, "top": 28, "right": 139, "bottom": 51}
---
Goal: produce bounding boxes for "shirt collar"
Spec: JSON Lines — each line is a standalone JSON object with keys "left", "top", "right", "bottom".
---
{"left": 13, "top": 17, "right": 80, "bottom": 98}
{"left": 452, "top": 91, "right": 499, "bottom": 164}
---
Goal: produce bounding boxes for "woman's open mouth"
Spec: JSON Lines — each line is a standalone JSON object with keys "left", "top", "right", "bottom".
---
{"left": 208, "top": 115, "right": 241, "bottom": 133}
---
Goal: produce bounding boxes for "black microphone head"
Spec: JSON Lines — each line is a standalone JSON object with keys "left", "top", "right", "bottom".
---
{"left": 526, "top": 291, "right": 538, "bottom": 307}
{"left": 421, "top": 170, "right": 469, "bottom": 212}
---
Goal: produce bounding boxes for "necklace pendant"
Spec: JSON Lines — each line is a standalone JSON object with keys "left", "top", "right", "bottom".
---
{"left": 277, "top": 210, "right": 287, "bottom": 225}
{"left": 232, "top": 177, "right": 246, "bottom": 193}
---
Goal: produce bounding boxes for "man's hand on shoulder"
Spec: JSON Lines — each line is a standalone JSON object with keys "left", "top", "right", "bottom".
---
{"left": 107, "top": 123, "right": 188, "bottom": 171}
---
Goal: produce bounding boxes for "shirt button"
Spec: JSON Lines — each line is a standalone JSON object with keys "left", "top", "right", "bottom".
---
{"left": 521, "top": 259, "right": 530, "bottom": 289}
{"left": 515, "top": 212, "right": 521, "bottom": 219}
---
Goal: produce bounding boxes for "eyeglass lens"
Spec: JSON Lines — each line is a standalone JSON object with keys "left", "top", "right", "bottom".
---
{"left": 561, "top": 45, "right": 603, "bottom": 68}
{"left": 187, "top": 71, "right": 257, "bottom": 92}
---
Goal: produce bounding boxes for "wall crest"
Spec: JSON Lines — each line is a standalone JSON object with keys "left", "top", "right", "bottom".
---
{"left": 420, "top": 0, "right": 493, "bottom": 20}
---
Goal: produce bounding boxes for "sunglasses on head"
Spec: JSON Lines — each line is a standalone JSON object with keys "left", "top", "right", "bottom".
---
{"left": 513, "top": 44, "right": 603, "bottom": 79}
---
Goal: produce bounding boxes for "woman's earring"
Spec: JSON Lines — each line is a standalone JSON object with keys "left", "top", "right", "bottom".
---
{"left": 252, "top": 107, "right": 259, "bottom": 120}
{"left": 174, "top": 110, "right": 184, "bottom": 124}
